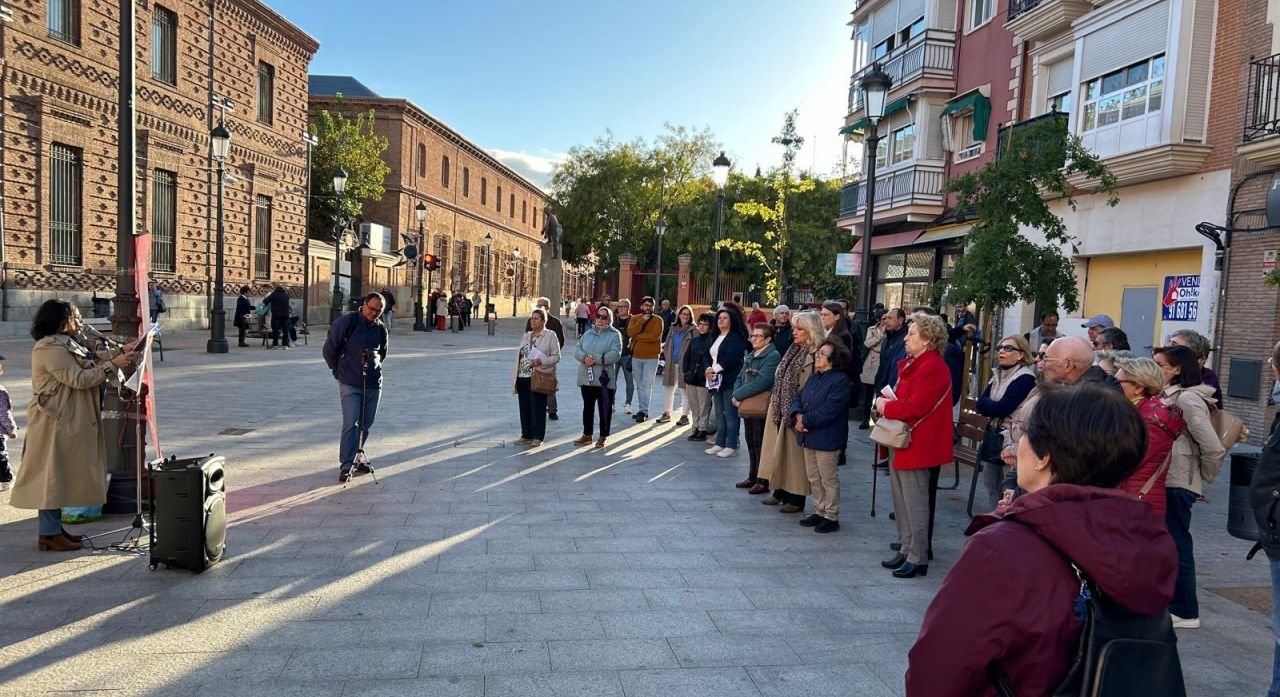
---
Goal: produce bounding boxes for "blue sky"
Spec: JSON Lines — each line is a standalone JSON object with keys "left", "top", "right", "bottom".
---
{"left": 272, "top": 0, "right": 854, "bottom": 189}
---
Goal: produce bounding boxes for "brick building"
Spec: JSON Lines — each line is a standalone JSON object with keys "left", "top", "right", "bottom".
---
{"left": 308, "top": 78, "right": 553, "bottom": 320}
{"left": 0, "top": 0, "right": 318, "bottom": 328}
{"left": 1216, "top": 0, "right": 1280, "bottom": 441}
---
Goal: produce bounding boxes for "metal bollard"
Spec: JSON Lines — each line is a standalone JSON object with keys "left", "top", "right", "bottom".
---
{"left": 487, "top": 315, "right": 496, "bottom": 336}
{"left": 450, "top": 316, "right": 457, "bottom": 333}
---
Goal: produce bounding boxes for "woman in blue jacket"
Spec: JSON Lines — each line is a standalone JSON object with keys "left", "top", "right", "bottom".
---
{"left": 573, "top": 306, "right": 623, "bottom": 449}
{"left": 791, "top": 339, "right": 853, "bottom": 533}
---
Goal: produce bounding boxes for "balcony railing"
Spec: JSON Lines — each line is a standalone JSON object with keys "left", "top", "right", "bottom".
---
{"left": 1007, "top": 0, "right": 1046, "bottom": 22}
{"left": 1245, "top": 53, "right": 1280, "bottom": 143}
{"left": 838, "top": 165, "right": 946, "bottom": 218}
{"left": 848, "top": 30, "right": 956, "bottom": 113}
{"left": 996, "top": 111, "right": 1069, "bottom": 161}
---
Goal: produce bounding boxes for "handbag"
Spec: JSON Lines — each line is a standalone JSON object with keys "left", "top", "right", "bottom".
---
{"left": 738, "top": 391, "right": 771, "bottom": 418}
{"left": 978, "top": 424, "right": 1004, "bottom": 462}
{"left": 870, "top": 388, "right": 950, "bottom": 449}
{"left": 531, "top": 368, "right": 558, "bottom": 395}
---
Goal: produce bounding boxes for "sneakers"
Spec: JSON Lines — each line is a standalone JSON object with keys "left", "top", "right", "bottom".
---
{"left": 704, "top": 445, "right": 723, "bottom": 455}
{"left": 530, "top": 440, "right": 542, "bottom": 447}
{"left": 0, "top": 460, "right": 11, "bottom": 490}
{"left": 515, "top": 437, "right": 534, "bottom": 445}
{"left": 656, "top": 413, "right": 671, "bottom": 424}
{"left": 573, "top": 435, "right": 594, "bottom": 446}
{"left": 634, "top": 411, "right": 648, "bottom": 423}
{"left": 716, "top": 448, "right": 736, "bottom": 458}
{"left": 675, "top": 415, "right": 689, "bottom": 426}
{"left": 624, "top": 403, "right": 633, "bottom": 414}
{"left": 1171, "top": 614, "right": 1200, "bottom": 629}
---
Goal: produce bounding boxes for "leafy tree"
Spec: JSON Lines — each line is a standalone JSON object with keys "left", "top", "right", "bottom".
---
{"left": 937, "top": 115, "right": 1119, "bottom": 320}
{"left": 307, "top": 105, "right": 391, "bottom": 241}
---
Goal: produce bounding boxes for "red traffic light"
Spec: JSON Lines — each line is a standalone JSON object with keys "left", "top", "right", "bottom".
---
{"left": 422, "top": 253, "right": 439, "bottom": 271}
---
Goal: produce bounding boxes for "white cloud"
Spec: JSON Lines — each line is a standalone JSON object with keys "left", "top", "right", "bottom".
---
{"left": 487, "top": 148, "right": 568, "bottom": 190}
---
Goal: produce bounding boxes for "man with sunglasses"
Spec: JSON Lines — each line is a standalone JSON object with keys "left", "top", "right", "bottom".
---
{"left": 324, "top": 292, "right": 390, "bottom": 482}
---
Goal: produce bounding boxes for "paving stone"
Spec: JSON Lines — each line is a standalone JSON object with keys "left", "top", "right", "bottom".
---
{"left": 482, "top": 670, "right": 623, "bottom": 697}
{"left": 428, "top": 591, "right": 541, "bottom": 616}
{"left": 340, "top": 676, "right": 482, "bottom": 697}
{"left": 746, "top": 664, "right": 898, "bottom": 697}
{"left": 618, "top": 667, "right": 764, "bottom": 697}
{"left": 487, "top": 569, "right": 590, "bottom": 591}
{"left": 586, "top": 569, "right": 688, "bottom": 589}
{"left": 596, "top": 611, "right": 720, "bottom": 639}
{"left": 547, "top": 639, "right": 678, "bottom": 671}
{"left": 668, "top": 635, "right": 803, "bottom": 667}
{"left": 643, "top": 588, "right": 755, "bottom": 610}
{"left": 417, "top": 640, "right": 550, "bottom": 675}
{"left": 485, "top": 613, "right": 605, "bottom": 641}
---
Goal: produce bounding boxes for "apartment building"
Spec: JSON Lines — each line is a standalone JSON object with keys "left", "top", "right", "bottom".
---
{"left": 838, "top": 0, "right": 1018, "bottom": 310}
{"left": 996, "top": 0, "right": 1229, "bottom": 350}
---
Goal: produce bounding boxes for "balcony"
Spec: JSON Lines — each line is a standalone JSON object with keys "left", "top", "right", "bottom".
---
{"left": 847, "top": 30, "right": 956, "bottom": 117}
{"left": 1005, "top": 0, "right": 1092, "bottom": 42}
{"left": 837, "top": 164, "right": 946, "bottom": 225}
{"left": 1240, "top": 53, "right": 1280, "bottom": 167}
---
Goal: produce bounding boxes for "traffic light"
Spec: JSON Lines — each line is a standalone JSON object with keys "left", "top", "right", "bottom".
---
{"left": 422, "top": 253, "right": 439, "bottom": 271}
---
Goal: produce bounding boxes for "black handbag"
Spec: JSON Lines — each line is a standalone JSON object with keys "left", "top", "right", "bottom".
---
{"left": 979, "top": 424, "right": 1004, "bottom": 462}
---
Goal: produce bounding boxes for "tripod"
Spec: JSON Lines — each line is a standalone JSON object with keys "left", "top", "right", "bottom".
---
{"left": 88, "top": 344, "right": 151, "bottom": 552}
{"left": 341, "top": 348, "right": 379, "bottom": 486}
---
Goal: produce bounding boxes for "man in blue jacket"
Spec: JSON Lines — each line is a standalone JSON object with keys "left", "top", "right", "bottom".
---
{"left": 323, "top": 292, "right": 389, "bottom": 482}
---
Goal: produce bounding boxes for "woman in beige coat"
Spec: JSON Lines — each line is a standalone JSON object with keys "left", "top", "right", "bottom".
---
{"left": 512, "top": 308, "right": 561, "bottom": 447}
{"left": 758, "top": 311, "right": 826, "bottom": 513}
{"left": 10, "top": 299, "right": 135, "bottom": 551}
{"left": 859, "top": 311, "right": 885, "bottom": 428}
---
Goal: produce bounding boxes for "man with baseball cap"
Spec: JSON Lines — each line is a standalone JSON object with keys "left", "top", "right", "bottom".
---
{"left": 1081, "top": 314, "right": 1115, "bottom": 344}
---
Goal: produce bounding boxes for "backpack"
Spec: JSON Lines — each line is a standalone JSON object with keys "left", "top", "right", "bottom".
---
{"left": 990, "top": 540, "right": 1186, "bottom": 697}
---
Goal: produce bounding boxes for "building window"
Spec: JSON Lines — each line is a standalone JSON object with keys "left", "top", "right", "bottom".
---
{"left": 900, "top": 17, "right": 925, "bottom": 43}
{"left": 50, "top": 143, "right": 82, "bottom": 266}
{"left": 1048, "top": 92, "right": 1071, "bottom": 114}
{"left": 497, "top": 186, "right": 502, "bottom": 213}
{"left": 151, "top": 5, "right": 177, "bottom": 85}
{"left": 533, "top": 207, "right": 539, "bottom": 229}
{"left": 481, "top": 178, "right": 488, "bottom": 204}
{"left": 968, "top": 0, "right": 993, "bottom": 30}
{"left": 454, "top": 240, "right": 469, "bottom": 290}
{"left": 151, "top": 169, "right": 177, "bottom": 272}
{"left": 522, "top": 200, "right": 527, "bottom": 224}
{"left": 256, "top": 61, "right": 275, "bottom": 125}
{"left": 875, "top": 138, "right": 888, "bottom": 169}
{"left": 509, "top": 193, "right": 515, "bottom": 218}
{"left": 48, "top": 0, "right": 79, "bottom": 45}
{"left": 463, "top": 167, "right": 470, "bottom": 197}
{"left": 873, "top": 38, "right": 893, "bottom": 60}
{"left": 891, "top": 124, "right": 916, "bottom": 164}
{"left": 1082, "top": 55, "right": 1164, "bottom": 131}
{"left": 254, "top": 195, "right": 272, "bottom": 279}
{"left": 442, "top": 156, "right": 450, "bottom": 188}
{"left": 417, "top": 144, "right": 426, "bottom": 178}
{"left": 434, "top": 234, "right": 449, "bottom": 280}
{"left": 953, "top": 113, "right": 982, "bottom": 161}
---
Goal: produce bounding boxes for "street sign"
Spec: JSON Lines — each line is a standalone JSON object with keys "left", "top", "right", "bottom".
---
{"left": 1161, "top": 274, "right": 1200, "bottom": 321}
{"left": 504, "top": 266, "right": 516, "bottom": 279}
{"left": 835, "top": 252, "right": 861, "bottom": 277}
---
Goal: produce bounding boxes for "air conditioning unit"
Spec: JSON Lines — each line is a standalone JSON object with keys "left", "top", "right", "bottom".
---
{"left": 957, "top": 143, "right": 983, "bottom": 160}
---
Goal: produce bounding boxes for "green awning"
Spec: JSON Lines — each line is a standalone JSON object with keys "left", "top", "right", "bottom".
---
{"left": 941, "top": 91, "right": 991, "bottom": 142}
{"left": 839, "top": 96, "right": 912, "bottom": 135}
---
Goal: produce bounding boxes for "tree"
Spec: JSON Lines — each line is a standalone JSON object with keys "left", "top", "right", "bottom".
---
{"left": 307, "top": 105, "right": 391, "bottom": 242}
{"left": 937, "top": 115, "right": 1119, "bottom": 320}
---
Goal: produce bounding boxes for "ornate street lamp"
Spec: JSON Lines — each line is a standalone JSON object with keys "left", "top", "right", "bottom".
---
{"left": 205, "top": 120, "right": 231, "bottom": 353}
{"left": 711, "top": 151, "right": 730, "bottom": 308}
{"left": 857, "top": 64, "right": 892, "bottom": 322}
{"left": 329, "top": 166, "right": 348, "bottom": 322}
{"left": 413, "top": 201, "right": 427, "bottom": 331}
{"left": 483, "top": 232, "right": 493, "bottom": 326}
{"left": 654, "top": 217, "right": 667, "bottom": 300}
{"left": 511, "top": 248, "right": 521, "bottom": 317}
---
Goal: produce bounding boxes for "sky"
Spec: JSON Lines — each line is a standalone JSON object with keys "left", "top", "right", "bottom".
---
{"left": 270, "top": 0, "right": 855, "bottom": 190}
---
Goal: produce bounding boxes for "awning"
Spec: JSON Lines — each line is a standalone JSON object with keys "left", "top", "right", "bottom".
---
{"left": 914, "top": 222, "right": 974, "bottom": 245}
{"left": 940, "top": 91, "right": 991, "bottom": 142}
{"left": 840, "top": 96, "right": 913, "bottom": 135}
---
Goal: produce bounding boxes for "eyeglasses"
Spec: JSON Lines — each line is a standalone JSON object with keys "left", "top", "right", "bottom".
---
{"left": 750, "top": 333, "right": 766, "bottom": 339}
{"left": 596, "top": 315, "right": 609, "bottom": 319}
{"left": 996, "top": 345, "right": 1021, "bottom": 353}
{"left": 817, "top": 351, "right": 833, "bottom": 359}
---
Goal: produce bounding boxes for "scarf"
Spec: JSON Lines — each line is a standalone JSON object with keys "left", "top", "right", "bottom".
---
{"left": 986, "top": 364, "right": 1035, "bottom": 401}
{"left": 769, "top": 343, "right": 813, "bottom": 427}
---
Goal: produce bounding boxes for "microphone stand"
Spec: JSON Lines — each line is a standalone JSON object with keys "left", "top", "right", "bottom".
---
{"left": 85, "top": 331, "right": 151, "bottom": 552}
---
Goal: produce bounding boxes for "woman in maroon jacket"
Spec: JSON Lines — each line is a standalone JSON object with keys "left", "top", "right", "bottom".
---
{"left": 906, "top": 384, "right": 1177, "bottom": 696}
{"left": 874, "top": 312, "right": 954, "bottom": 578}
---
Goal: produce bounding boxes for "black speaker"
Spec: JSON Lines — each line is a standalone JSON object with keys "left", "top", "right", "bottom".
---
{"left": 149, "top": 454, "right": 226, "bottom": 573}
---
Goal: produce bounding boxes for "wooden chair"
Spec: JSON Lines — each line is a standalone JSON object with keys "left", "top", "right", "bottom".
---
{"left": 953, "top": 397, "right": 990, "bottom": 517}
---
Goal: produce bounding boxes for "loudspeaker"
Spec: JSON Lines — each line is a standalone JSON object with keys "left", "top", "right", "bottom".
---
{"left": 149, "top": 454, "right": 226, "bottom": 573}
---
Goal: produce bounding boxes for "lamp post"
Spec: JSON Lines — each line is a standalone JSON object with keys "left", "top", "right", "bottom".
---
{"left": 511, "top": 248, "right": 521, "bottom": 317}
{"left": 302, "top": 130, "right": 318, "bottom": 325}
{"left": 711, "top": 151, "right": 730, "bottom": 308}
{"left": 413, "top": 201, "right": 427, "bottom": 331}
{"left": 329, "top": 166, "right": 348, "bottom": 323}
{"left": 654, "top": 217, "right": 666, "bottom": 301}
{"left": 205, "top": 120, "right": 231, "bottom": 353}
{"left": 483, "top": 232, "right": 493, "bottom": 324}
{"left": 857, "top": 64, "right": 892, "bottom": 322}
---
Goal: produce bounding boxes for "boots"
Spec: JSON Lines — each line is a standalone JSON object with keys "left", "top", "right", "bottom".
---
{"left": 38, "top": 535, "right": 81, "bottom": 552}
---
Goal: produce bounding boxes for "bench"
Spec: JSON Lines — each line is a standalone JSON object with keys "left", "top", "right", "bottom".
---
{"left": 245, "top": 313, "right": 308, "bottom": 346}
{"left": 952, "top": 397, "right": 989, "bottom": 517}
{"left": 84, "top": 317, "right": 163, "bottom": 362}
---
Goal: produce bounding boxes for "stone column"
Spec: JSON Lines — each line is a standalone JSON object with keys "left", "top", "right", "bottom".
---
{"left": 677, "top": 254, "right": 692, "bottom": 307}
{"left": 618, "top": 254, "right": 636, "bottom": 305}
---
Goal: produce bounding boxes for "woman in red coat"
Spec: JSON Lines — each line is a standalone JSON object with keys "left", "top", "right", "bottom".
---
{"left": 1114, "top": 356, "right": 1187, "bottom": 515}
{"left": 906, "top": 384, "right": 1177, "bottom": 696}
{"left": 874, "top": 312, "right": 954, "bottom": 578}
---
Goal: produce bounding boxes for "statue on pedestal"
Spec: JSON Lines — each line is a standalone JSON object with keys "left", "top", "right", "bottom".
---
{"left": 540, "top": 212, "right": 563, "bottom": 259}
{"left": 538, "top": 211, "right": 565, "bottom": 307}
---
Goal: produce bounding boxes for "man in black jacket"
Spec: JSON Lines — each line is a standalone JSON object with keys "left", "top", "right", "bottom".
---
{"left": 233, "top": 285, "right": 253, "bottom": 347}
{"left": 874, "top": 308, "right": 907, "bottom": 395}
{"left": 323, "top": 293, "right": 389, "bottom": 482}
{"left": 1253, "top": 342, "right": 1280, "bottom": 697}
{"left": 266, "top": 284, "right": 292, "bottom": 349}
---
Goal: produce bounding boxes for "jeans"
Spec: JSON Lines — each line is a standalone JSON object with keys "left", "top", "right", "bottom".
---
{"left": 616, "top": 357, "right": 635, "bottom": 407}
{"left": 576, "top": 318, "right": 588, "bottom": 337}
{"left": 1165, "top": 487, "right": 1199, "bottom": 619}
{"left": 981, "top": 458, "right": 1007, "bottom": 513}
{"left": 515, "top": 377, "right": 548, "bottom": 440}
{"left": 632, "top": 358, "right": 659, "bottom": 414}
{"left": 712, "top": 389, "right": 740, "bottom": 449}
{"left": 1270, "top": 557, "right": 1280, "bottom": 697}
{"left": 271, "top": 315, "right": 291, "bottom": 347}
{"left": 581, "top": 385, "right": 613, "bottom": 437}
{"left": 339, "top": 382, "right": 381, "bottom": 471}
{"left": 38, "top": 509, "right": 62, "bottom": 536}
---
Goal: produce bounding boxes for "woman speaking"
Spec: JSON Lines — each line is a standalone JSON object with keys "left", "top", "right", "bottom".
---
{"left": 10, "top": 299, "right": 135, "bottom": 551}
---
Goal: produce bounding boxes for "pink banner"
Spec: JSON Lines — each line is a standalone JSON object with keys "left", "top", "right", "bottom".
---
{"left": 132, "top": 236, "right": 162, "bottom": 459}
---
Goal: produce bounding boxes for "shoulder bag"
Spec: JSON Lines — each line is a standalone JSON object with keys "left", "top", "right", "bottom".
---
{"left": 528, "top": 335, "right": 558, "bottom": 395}
{"left": 870, "top": 387, "right": 949, "bottom": 449}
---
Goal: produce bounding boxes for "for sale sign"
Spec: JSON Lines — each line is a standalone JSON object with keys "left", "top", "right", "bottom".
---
{"left": 1161, "top": 275, "right": 1199, "bottom": 321}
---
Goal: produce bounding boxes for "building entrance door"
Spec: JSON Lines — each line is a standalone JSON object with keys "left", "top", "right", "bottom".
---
{"left": 1121, "top": 286, "right": 1158, "bottom": 356}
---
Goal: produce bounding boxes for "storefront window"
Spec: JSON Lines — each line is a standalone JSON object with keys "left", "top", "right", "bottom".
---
{"left": 874, "top": 249, "right": 935, "bottom": 311}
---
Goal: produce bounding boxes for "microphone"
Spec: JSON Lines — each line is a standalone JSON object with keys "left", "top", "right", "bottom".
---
{"left": 82, "top": 323, "right": 120, "bottom": 346}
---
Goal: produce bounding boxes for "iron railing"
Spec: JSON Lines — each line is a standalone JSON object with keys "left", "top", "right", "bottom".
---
{"left": 838, "top": 165, "right": 946, "bottom": 218}
{"left": 996, "top": 111, "right": 1069, "bottom": 161}
{"left": 151, "top": 170, "right": 177, "bottom": 272}
{"left": 1245, "top": 53, "right": 1280, "bottom": 143}
{"left": 1007, "top": 0, "right": 1047, "bottom": 22}
{"left": 50, "top": 144, "right": 82, "bottom": 266}
{"left": 848, "top": 30, "right": 956, "bottom": 113}
{"left": 254, "top": 195, "right": 272, "bottom": 280}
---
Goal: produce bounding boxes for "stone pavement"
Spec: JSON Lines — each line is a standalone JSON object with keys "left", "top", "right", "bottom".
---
{"left": 0, "top": 318, "right": 1272, "bottom": 696}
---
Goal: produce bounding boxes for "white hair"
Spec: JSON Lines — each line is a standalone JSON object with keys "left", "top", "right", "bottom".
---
{"left": 537, "top": 296, "right": 550, "bottom": 307}
{"left": 773, "top": 304, "right": 790, "bottom": 314}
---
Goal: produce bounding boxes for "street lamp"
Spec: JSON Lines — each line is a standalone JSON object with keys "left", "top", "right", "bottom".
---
{"left": 511, "top": 248, "right": 521, "bottom": 317}
{"left": 857, "top": 63, "right": 892, "bottom": 322}
{"left": 329, "top": 166, "right": 349, "bottom": 322}
{"left": 654, "top": 217, "right": 667, "bottom": 300}
{"left": 711, "top": 151, "right": 730, "bottom": 308}
{"left": 205, "top": 120, "right": 231, "bottom": 353}
{"left": 413, "top": 201, "right": 427, "bottom": 331}
{"left": 483, "top": 232, "right": 493, "bottom": 326}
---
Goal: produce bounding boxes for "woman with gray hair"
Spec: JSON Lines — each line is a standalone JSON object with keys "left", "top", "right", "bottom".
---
{"left": 1168, "top": 329, "right": 1221, "bottom": 407}
{"left": 758, "top": 311, "right": 826, "bottom": 512}
{"left": 1094, "top": 349, "right": 1135, "bottom": 377}
{"left": 1113, "top": 356, "right": 1187, "bottom": 515}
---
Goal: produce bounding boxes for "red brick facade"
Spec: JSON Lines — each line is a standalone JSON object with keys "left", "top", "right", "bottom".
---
{"left": 0, "top": 0, "right": 316, "bottom": 319}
